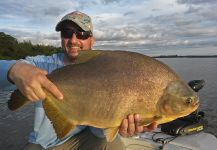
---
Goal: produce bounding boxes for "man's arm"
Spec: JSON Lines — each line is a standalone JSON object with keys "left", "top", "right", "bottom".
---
{"left": 8, "top": 61, "right": 63, "bottom": 101}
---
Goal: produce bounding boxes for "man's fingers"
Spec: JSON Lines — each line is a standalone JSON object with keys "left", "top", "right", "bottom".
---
{"left": 119, "top": 118, "right": 128, "bottom": 137}
{"left": 119, "top": 114, "right": 157, "bottom": 138}
{"left": 42, "top": 78, "right": 63, "bottom": 100}
{"left": 23, "top": 78, "right": 46, "bottom": 101}
{"left": 136, "top": 125, "right": 144, "bottom": 133}
{"left": 128, "top": 114, "right": 135, "bottom": 136}
{"left": 134, "top": 114, "right": 144, "bottom": 133}
{"left": 32, "top": 85, "right": 47, "bottom": 100}
{"left": 20, "top": 86, "right": 35, "bottom": 101}
{"left": 25, "top": 89, "right": 40, "bottom": 102}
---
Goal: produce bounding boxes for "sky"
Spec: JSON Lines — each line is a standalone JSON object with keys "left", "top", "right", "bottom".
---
{"left": 0, "top": 0, "right": 217, "bottom": 56}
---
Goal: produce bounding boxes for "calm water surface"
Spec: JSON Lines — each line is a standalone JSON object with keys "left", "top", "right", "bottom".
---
{"left": 0, "top": 57, "right": 217, "bottom": 149}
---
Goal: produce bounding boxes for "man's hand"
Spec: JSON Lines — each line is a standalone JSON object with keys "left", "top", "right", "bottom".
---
{"left": 8, "top": 61, "right": 63, "bottom": 101}
{"left": 119, "top": 114, "right": 157, "bottom": 137}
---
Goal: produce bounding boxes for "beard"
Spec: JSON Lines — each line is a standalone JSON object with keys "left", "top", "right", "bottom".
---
{"left": 63, "top": 49, "right": 78, "bottom": 63}
{"left": 63, "top": 41, "right": 82, "bottom": 62}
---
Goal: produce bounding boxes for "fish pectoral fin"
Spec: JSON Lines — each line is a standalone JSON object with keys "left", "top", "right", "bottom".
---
{"left": 8, "top": 89, "right": 29, "bottom": 110}
{"left": 55, "top": 122, "right": 76, "bottom": 139}
{"left": 43, "top": 96, "right": 75, "bottom": 139}
{"left": 104, "top": 127, "right": 119, "bottom": 142}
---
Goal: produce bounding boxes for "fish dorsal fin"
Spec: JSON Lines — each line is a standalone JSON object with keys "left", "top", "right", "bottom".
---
{"left": 8, "top": 89, "right": 29, "bottom": 110}
{"left": 75, "top": 50, "right": 103, "bottom": 64}
{"left": 43, "top": 92, "right": 76, "bottom": 139}
{"left": 104, "top": 127, "right": 119, "bottom": 142}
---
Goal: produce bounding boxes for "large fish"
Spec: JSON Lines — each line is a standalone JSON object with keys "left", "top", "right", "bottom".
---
{"left": 8, "top": 50, "right": 199, "bottom": 142}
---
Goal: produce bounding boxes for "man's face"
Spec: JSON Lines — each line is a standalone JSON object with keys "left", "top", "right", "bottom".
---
{"left": 61, "top": 22, "right": 95, "bottom": 62}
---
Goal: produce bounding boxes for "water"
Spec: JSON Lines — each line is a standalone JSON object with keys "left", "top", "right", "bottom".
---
{"left": 0, "top": 57, "right": 217, "bottom": 149}
{"left": 0, "top": 91, "right": 12, "bottom": 104}
{"left": 0, "top": 91, "right": 34, "bottom": 149}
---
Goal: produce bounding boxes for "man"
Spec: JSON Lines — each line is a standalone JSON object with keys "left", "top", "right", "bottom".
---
{"left": 1, "top": 11, "right": 157, "bottom": 149}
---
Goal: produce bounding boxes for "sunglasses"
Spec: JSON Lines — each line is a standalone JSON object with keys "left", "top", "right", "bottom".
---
{"left": 61, "top": 28, "right": 92, "bottom": 40}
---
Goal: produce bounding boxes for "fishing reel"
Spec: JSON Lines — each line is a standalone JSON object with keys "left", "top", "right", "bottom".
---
{"left": 161, "top": 80, "right": 208, "bottom": 136}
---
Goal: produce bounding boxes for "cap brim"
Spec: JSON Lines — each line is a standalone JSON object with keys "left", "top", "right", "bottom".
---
{"left": 55, "top": 20, "right": 67, "bottom": 31}
{"left": 55, "top": 19, "right": 90, "bottom": 32}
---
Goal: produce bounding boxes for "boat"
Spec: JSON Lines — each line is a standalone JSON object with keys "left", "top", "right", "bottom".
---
{"left": 121, "top": 128, "right": 217, "bottom": 150}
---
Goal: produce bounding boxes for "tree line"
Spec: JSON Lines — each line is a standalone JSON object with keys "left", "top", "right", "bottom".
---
{"left": 0, "top": 32, "right": 61, "bottom": 60}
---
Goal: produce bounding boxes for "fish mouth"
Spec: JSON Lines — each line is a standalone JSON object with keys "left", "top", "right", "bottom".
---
{"left": 192, "top": 100, "right": 200, "bottom": 109}
{"left": 193, "top": 96, "right": 200, "bottom": 107}
{"left": 193, "top": 102, "right": 199, "bottom": 108}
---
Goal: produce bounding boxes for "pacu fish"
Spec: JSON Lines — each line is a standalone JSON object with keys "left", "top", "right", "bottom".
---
{"left": 8, "top": 50, "right": 199, "bottom": 142}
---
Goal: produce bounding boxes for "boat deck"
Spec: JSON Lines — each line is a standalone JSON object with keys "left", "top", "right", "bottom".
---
{"left": 121, "top": 130, "right": 217, "bottom": 150}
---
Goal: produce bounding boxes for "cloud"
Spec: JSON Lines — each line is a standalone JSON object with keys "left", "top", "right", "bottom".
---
{"left": 0, "top": 0, "right": 81, "bottom": 26}
{"left": 123, "top": 11, "right": 136, "bottom": 16}
{"left": 0, "top": 0, "right": 216, "bottom": 55}
{"left": 100, "top": 0, "right": 120, "bottom": 4}
{"left": 94, "top": 7, "right": 217, "bottom": 52}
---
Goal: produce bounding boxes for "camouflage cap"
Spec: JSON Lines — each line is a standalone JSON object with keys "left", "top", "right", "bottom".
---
{"left": 55, "top": 11, "right": 93, "bottom": 33}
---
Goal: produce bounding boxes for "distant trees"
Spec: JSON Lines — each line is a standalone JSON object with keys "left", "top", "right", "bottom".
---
{"left": 0, "top": 32, "right": 61, "bottom": 60}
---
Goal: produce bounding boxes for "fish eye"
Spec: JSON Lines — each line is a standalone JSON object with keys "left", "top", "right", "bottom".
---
{"left": 186, "top": 97, "right": 193, "bottom": 104}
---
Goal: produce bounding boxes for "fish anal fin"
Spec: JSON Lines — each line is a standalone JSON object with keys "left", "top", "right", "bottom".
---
{"left": 54, "top": 121, "right": 75, "bottom": 139}
{"left": 104, "top": 127, "right": 119, "bottom": 142}
{"left": 8, "top": 89, "right": 29, "bottom": 110}
{"left": 43, "top": 95, "right": 75, "bottom": 139}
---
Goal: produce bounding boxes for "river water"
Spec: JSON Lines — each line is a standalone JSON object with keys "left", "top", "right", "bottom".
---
{"left": 0, "top": 57, "right": 216, "bottom": 149}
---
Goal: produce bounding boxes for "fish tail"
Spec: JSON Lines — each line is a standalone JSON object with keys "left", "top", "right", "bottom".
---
{"left": 8, "top": 89, "right": 29, "bottom": 110}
